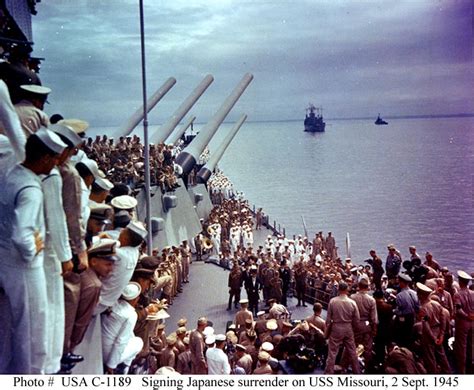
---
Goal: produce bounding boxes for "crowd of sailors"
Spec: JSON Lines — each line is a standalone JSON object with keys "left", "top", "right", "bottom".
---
{"left": 84, "top": 135, "right": 181, "bottom": 193}
{"left": 0, "top": 45, "right": 473, "bottom": 376}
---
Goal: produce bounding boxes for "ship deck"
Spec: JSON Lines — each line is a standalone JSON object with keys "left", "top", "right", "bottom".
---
{"left": 167, "top": 225, "right": 316, "bottom": 333}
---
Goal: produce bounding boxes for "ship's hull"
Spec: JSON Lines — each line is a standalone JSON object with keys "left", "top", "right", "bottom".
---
{"left": 304, "top": 123, "right": 326, "bottom": 132}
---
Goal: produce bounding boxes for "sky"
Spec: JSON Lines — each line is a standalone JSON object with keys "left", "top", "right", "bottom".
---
{"left": 32, "top": 0, "right": 473, "bottom": 126}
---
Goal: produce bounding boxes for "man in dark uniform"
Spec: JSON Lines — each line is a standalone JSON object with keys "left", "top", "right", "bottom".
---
{"left": 244, "top": 266, "right": 262, "bottom": 316}
{"left": 278, "top": 260, "right": 292, "bottom": 307}
{"left": 294, "top": 262, "right": 308, "bottom": 307}
{"left": 227, "top": 262, "right": 243, "bottom": 310}
{"left": 366, "top": 249, "right": 384, "bottom": 290}
{"left": 373, "top": 290, "right": 394, "bottom": 366}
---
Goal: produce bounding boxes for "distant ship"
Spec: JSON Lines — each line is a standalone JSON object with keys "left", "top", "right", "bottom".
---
{"left": 375, "top": 114, "right": 388, "bottom": 125}
{"left": 304, "top": 104, "right": 326, "bottom": 132}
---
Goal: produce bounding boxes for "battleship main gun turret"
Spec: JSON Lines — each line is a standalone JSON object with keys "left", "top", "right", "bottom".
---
{"left": 175, "top": 73, "right": 253, "bottom": 175}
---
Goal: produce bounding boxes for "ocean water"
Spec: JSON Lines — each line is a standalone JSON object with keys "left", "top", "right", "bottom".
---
{"left": 216, "top": 117, "right": 474, "bottom": 270}
{"left": 90, "top": 117, "right": 474, "bottom": 271}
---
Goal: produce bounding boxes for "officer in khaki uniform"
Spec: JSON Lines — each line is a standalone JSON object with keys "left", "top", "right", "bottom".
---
{"left": 347, "top": 279, "right": 378, "bottom": 369}
{"left": 453, "top": 271, "right": 474, "bottom": 374}
{"left": 189, "top": 317, "right": 207, "bottom": 374}
{"left": 324, "top": 282, "right": 360, "bottom": 374}
{"left": 234, "top": 299, "right": 253, "bottom": 334}
{"left": 416, "top": 282, "right": 449, "bottom": 373}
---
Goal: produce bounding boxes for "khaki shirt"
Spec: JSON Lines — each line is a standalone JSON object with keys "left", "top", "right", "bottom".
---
{"left": 326, "top": 294, "right": 360, "bottom": 326}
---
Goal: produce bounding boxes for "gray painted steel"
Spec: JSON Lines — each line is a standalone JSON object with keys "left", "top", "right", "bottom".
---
{"left": 136, "top": 178, "right": 202, "bottom": 248}
{"left": 188, "top": 183, "right": 213, "bottom": 220}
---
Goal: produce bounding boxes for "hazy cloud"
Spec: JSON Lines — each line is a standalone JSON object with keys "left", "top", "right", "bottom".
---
{"left": 33, "top": 0, "right": 472, "bottom": 126}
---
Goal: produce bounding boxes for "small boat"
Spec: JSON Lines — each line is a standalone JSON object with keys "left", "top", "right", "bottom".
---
{"left": 375, "top": 114, "right": 388, "bottom": 125}
{"left": 304, "top": 104, "right": 326, "bottom": 132}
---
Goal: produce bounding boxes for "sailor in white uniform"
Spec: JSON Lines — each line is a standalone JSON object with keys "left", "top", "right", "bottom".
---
{"left": 209, "top": 222, "right": 221, "bottom": 256}
{"left": 0, "top": 80, "right": 26, "bottom": 176}
{"left": 41, "top": 124, "right": 82, "bottom": 373}
{"left": 95, "top": 221, "right": 147, "bottom": 315}
{"left": 101, "top": 282, "right": 144, "bottom": 374}
{"left": 0, "top": 128, "right": 66, "bottom": 374}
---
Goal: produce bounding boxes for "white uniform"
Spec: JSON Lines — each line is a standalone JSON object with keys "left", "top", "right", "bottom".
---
{"left": 101, "top": 300, "right": 143, "bottom": 370}
{"left": 41, "top": 167, "right": 72, "bottom": 373}
{"left": 0, "top": 164, "right": 48, "bottom": 373}
{"left": 210, "top": 223, "right": 221, "bottom": 255}
{"left": 95, "top": 246, "right": 139, "bottom": 314}
{"left": 0, "top": 81, "right": 25, "bottom": 176}
{"left": 79, "top": 178, "right": 91, "bottom": 231}
{"left": 205, "top": 347, "right": 231, "bottom": 374}
{"left": 14, "top": 100, "right": 49, "bottom": 137}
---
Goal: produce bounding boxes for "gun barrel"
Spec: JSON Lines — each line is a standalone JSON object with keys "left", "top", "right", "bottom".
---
{"left": 197, "top": 114, "right": 247, "bottom": 183}
{"left": 151, "top": 74, "right": 213, "bottom": 144}
{"left": 118, "top": 77, "right": 176, "bottom": 137}
{"left": 175, "top": 73, "right": 253, "bottom": 175}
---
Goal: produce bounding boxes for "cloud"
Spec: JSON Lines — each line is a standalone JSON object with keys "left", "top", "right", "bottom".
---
{"left": 32, "top": 0, "right": 472, "bottom": 126}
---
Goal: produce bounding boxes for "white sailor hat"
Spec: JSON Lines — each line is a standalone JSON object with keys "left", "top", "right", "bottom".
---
{"left": 256, "top": 310, "right": 266, "bottom": 317}
{"left": 235, "top": 344, "right": 246, "bottom": 352}
{"left": 155, "top": 366, "right": 179, "bottom": 375}
{"left": 35, "top": 127, "right": 67, "bottom": 154}
{"left": 261, "top": 342, "right": 274, "bottom": 352}
{"left": 95, "top": 175, "right": 114, "bottom": 191}
{"left": 122, "top": 282, "right": 141, "bottom": 300}
{"left": 215, "top": 334, "right": 226, "bottom": 342}
{"left": 77, "top": 158, "right": 101, "bottom": 179}
{"left": 350, "top": 266, "right": 358, "bottom": 272}
{"left": 57, "top": 118, "right": 89, "bottom": 135}
{"left": 203, "top": 326, "right": 214, "bottom": 337}
{"left": 126, "top": 220, "right": 147, "bottom": 239}
{"left": 205, "top": 334, "right": 216, "bottom": 345}
{"left": 239, "top": 298, "right": 249, "bottom": 304}
{"left": 416, "top": 282, "right": 433, "bottom": 293}
{"left": 457, "top": 270, "right": 472, "bottom": 280}
{"left": 20, "top": 84, "right": 51, "bottom": 95}
{"left": 50, "top": 124, "right": 83, "bottom": 148}
{"left": 155, "top": 309, "right": 170, "bottom": 320}
{"left": 111, "top": 195, "right": 138, "bottom": 210}
{"left": 398, "top": 273, "right": 412, "bottom": 282}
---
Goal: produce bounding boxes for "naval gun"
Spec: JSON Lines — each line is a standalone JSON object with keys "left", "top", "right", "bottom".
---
{"left": 165, "top": 115, "right": 196, "bottom": 145}
{"left": 197, "top": 113, "right": 247, "bottom": 183}
{"left": 175, "top": 73, "right": 253, "bottom": 175}
{"left": 117, "top": 77, "right": 176, "bottom": 137}
{"left": 150, "top": 74, "right": 214, "bottom": 144}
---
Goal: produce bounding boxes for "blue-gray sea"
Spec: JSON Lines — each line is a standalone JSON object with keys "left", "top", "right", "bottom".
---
{"left": 91, "top": 117, "right": 473, "bottom": 271}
